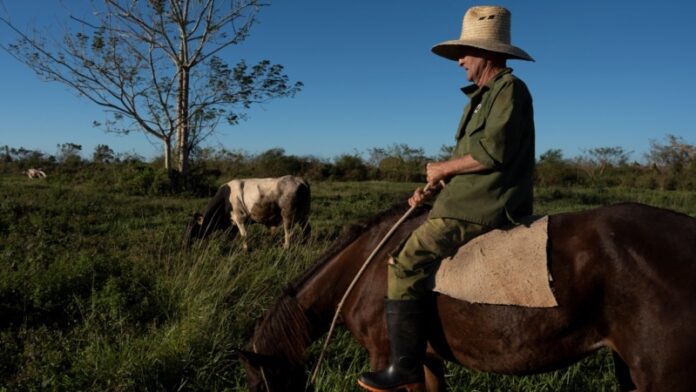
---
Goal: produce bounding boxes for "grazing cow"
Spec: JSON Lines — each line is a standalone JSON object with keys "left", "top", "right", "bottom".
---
{"left": 25, "top": 168, "right": 47, "bottom": 179}
{"left": 185, "top": 175, "right": 311, "bottom": 250}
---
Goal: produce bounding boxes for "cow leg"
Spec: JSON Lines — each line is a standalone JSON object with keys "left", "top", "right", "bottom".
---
{"left": 238, "top": 222, "right": 250, "bottom": 251}
{"left": 282, "top": 217, "right": 291, "bottom": 249}
{"left": 231, "top": 212, "right": 250, "bottom": 251}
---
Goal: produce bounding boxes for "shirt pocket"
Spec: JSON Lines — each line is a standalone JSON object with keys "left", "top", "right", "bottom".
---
{"left": 454, "top": 116, "right": 485, "bottom": 157}
{"left": 465, "top": 114, "right": 486, "bottom": 137}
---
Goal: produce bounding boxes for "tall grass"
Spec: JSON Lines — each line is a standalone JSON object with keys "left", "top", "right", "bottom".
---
{"left": 1, "top": 176, "right": 694, "bottom": 390}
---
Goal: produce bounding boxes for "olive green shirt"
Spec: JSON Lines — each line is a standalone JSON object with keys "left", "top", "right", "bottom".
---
{"left": 430, "top": 68, "right": 535, "bottom": 227}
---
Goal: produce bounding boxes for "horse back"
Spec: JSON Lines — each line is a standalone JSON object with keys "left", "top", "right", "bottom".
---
{"left": 548, "top": 203, "right": 696, "bottom": 375}
{"left": 549, "top": 202, "right": 696, "bottom": 295}
{"left": 430, "top": 202, "right": 696, "bottom": 375}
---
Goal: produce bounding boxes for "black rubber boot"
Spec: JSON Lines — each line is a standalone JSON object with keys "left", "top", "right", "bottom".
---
{"left": 357, "top": 299, "right": 426, "bottom": 391}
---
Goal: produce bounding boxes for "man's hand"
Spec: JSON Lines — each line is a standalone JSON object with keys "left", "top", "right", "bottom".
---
{"left": 426, "top": 155, "right": 489, "bottom": 188}
{"left": 408, "top": 186, "right": 434, "bottom": 207}
{"left": 426, "top": 161, "right": 450, "bottom": 186}
{"left": 407, "top": 181, "right": 443, "bottom": 207}
{"left": 408, "top": 155, "right": 489, "bottom": 208}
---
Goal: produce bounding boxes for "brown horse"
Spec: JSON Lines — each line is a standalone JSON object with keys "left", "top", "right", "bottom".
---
{"left": 238, "top": 202, "right": 696, "bottom": 391}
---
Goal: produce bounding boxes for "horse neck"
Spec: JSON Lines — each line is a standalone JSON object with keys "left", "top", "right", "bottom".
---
{"left": 252, "top": 205, "right": 426, "bottom": 363}
{"left": 251, "top": 237, "right": 376, "bottom": 368}
{"left": 252, "top": 294, "right": 313, "bottom": 365}
{"left": 296, "top": 235, "right": 380, "bottom": 314}
{"left": 294, "top": 210, "right": 419, "bottom": 325}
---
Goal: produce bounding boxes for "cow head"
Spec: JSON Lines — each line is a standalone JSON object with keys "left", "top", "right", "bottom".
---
{"left": 183, "top": 212, "right": 206, "bottom": 245}
{"left": 183, "top": 206, "right": 237, "bottom": 247}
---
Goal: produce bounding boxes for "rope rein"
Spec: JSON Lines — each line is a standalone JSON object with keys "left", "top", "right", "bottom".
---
{"left": 253, "top": 342, "right": 272, "bottom": 391}
{"left": 309, "top": 183, "right": 438, "bottom": 384}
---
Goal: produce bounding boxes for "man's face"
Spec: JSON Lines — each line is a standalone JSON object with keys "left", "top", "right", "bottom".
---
{"left": 458, "top": 54, "right": 488, "bottom": 85}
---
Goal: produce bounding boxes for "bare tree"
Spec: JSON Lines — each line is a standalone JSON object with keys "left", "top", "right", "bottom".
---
{"left": 576, "top": 146, "right": 631, "bottom": 179}
{"left": 92, "top": 143, "right": 115, "bottom": 163}
{"left": 646, "top": 134, "right": 696, "bottom": 173}
{"left": 1, "top": 0, "right": 302, "bottom": 176}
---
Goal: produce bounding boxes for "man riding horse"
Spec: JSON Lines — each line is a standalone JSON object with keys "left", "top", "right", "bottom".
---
{"left": 358, "top": 5, "right": 536, "bottom": 391}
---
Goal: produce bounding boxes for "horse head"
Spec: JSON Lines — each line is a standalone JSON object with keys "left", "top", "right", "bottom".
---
{"left": 236, "top": 348, "right": 309, "bottom": 392}
{"left": 238, "top": 293, "right": 315, "bottom": 391}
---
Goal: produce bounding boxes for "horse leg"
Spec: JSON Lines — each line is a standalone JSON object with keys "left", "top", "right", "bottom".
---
{"left": 423, "top": 356, "right": 446, "bottom": 392}
{"left": 616, "top": 346, "right": 696, "bottom": 392}
{"left": 612, "top": 351, "right": 637, "bottom": 392}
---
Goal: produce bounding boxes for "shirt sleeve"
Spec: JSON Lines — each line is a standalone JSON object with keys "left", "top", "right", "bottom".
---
{"left": 469, "top": 80, "right": 527, "bottom": 169}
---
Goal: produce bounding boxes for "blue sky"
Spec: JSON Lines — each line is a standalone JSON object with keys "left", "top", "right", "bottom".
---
{"left": 1, "top": 0, "right": 695, "bottom": 162}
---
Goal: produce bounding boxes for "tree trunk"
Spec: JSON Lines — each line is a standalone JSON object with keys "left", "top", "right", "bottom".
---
{"left": 163, "top": 137, "right": 172, "bottom": 172}
{"left": 176, "top": 64, "right": 190, "bottom": 175}
{"left": 175, "top": 11, "right": 191, "bottom": 177}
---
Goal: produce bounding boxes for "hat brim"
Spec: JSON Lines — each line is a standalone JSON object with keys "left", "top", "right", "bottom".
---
{"left": 432, "top": 39, "right": 534, "bottom": 62}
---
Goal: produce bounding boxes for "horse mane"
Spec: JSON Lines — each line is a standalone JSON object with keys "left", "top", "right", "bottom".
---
{"left": 252, "top": 295, "right": 311, "bottom": 365}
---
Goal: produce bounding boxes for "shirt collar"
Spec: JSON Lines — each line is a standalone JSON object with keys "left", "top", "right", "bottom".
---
{"left": 460, "top": 68, "right": 513, "bottom": 98}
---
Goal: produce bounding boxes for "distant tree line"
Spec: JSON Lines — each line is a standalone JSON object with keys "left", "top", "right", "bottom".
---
{"left": 535, "top": 135, "right": 696, "bottom": 190}
{"left": 2, "top": 135, "right": 695, "bottom": 195}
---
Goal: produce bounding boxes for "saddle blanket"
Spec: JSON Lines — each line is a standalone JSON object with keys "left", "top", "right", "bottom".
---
{"left": 431, "top": 216, "right": 558, "bottom": 308}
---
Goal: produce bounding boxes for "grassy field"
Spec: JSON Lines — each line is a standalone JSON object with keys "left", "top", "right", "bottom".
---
{"left": 1, "top": 174, "right": 695, "bottom": 391}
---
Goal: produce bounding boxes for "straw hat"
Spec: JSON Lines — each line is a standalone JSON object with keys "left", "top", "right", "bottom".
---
{"left": 432, "top": 6, "right": 534, "bottom": 61}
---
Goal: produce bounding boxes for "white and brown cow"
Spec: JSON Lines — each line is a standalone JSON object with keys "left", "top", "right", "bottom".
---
{"left": 25, "top": 168, "right": 47, "bottom": 179}
{"left": 185, "top": 175, "right": 311, "bottom": 250}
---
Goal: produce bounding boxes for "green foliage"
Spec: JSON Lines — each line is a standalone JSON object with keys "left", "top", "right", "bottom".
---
{"left": 114, "top": 162, "right": 160, "bottom": 196}
{"left": 252, "top": 148, "right": 306, "bottom": 177}
{"left": 535, "top": 149, "right": 582, "bottom": 187}
{"left": 4, "top": 134, "right": 696, "bottom": 192}
{"left": 583, "top": 146, "right": 631, "bottom": 167}
{"left": 0, "top": 145, "right": 54, "bottom": 172}
{"left": 56, "top": 143, "right": 82, "bottom": 164}
{"left": 368, "top": 144, "right": 428, "bottom": 182}
{"left": 332, "top": 154, "right": 369, "bottom": 180}
{"left": 92, "top": 144, "right": 115, "bottom": 164}
{"left": 1, "top": 169, "right": 695, "bottom": 390}
{"left": 646, "top": 134, "right": 696, "bottom": 171}
{"left": 437, "top": 144, "right": 455, "bottom": 161}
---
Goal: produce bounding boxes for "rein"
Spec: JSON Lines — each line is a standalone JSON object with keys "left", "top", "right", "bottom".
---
{"left": 309, "top": 183, "right": 438, "bottom": 384}
{"left": 253, "top": 342, "right": 272, "bottom": 391}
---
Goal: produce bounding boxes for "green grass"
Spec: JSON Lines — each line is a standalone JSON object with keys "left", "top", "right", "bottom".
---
{"left": 1, "top": 175, "right": 694, "bottom": 391}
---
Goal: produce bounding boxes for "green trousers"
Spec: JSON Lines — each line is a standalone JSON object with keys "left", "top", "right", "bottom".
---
{"left": 388, "top": 218, "right": 490, "bottom": 300}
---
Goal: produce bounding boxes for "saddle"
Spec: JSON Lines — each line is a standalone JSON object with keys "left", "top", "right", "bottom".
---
{"left": 430, "top": 216, "right": 558, "bottom": 308}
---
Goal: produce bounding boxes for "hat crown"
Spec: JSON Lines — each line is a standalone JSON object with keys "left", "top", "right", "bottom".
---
{"left": 460, "top": 6, "right": 511, "bottom": 45}
{"left": 431, "top": 5, "right": 534, "bottom": 62}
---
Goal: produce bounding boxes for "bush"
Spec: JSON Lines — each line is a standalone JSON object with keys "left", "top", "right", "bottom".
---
{"left": 333, "top": 154, "right": 369, "bottom": 180}
{"left": 118, "top": 163, "right": 156, "bottom": 195}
